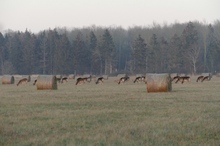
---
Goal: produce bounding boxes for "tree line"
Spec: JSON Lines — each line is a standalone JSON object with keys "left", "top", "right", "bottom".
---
{"left": 0, "top": 20, "right": 220, "bottom": 76}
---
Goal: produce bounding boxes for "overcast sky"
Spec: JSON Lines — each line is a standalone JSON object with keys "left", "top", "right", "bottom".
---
{"left": 0, "top": 0, "right": 219, "bottom": 33}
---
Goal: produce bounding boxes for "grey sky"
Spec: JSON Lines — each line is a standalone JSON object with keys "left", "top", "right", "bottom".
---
{"left": 0, "top": 0, "right": 219, "bottom": 33}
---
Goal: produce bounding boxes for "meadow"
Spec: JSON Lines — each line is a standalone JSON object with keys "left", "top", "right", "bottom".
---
{"left": 0, "top": 76, "right": 220, "bottom": 146}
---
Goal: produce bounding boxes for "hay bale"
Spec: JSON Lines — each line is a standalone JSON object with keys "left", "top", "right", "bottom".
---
{"left": 36, "top": 75, "right": 57, "bottom": 90}
{"left": 2, "top": 75, "right": 15, "bottom": 84}
{"left": 146, "top": 73, "right": 172, "bottom": 93}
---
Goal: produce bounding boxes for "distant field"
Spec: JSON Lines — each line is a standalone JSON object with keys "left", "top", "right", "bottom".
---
{"left": 0, "top": 76, "right": 220, "bottom": 145}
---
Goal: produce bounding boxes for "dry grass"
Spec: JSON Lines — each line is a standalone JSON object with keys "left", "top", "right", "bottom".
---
{"left": 0, "top": 76, "right": 220, "bottom": 145}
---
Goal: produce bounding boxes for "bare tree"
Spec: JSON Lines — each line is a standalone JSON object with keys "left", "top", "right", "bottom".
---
{"left": 185, "top": 45, "right": 201, "bottom": 74}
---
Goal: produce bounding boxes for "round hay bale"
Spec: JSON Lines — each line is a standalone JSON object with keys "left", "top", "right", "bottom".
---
{"left": 146, "top": 73, "right": 172, "bottom": 93}
{"left": 36, "top": 75, "right": 57, "bottom": 90}
{"left": 2, "top": 75, "right": 15, "bottom": 84}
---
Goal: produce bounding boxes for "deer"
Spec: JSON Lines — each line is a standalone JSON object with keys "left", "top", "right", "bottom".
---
{"left": 196, "top": 76, "right": 204, "bottom": 82}
{"left": 201, "top": 76, "right": 210, "bottom": 82}
{"left": 118, "top": 76, "right": 130, "bottom": 84}
{"left": 95, "top": 77, "right": 104, "bottom": 84}
{"left": 133, "top": 76, "right": 145, "bottom": 83}
{"left": 61, "top": 77, "right": 68, "bottom": 83}
{"left": 175, "top": 76, "right": 190, "bottom": 84}
{"left": 33, "top": 79, "right": 37, "bottom": 85}
{"left": 75, "top": 76, "right": 91, "bottom": 85}
{"left": 17, "top": 78, "right": 28, "bottom": 86}
{"left": 172, "top": 75, "right": 180, "bottom": 82}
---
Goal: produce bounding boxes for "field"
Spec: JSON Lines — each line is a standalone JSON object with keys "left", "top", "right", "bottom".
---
{"left": 0, "top": 76, "right": 220, "bottom": 146}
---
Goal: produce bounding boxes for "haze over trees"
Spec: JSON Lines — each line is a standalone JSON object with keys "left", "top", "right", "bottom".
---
{"left": 0, "top": 21, "right": 220, "bottom": 75}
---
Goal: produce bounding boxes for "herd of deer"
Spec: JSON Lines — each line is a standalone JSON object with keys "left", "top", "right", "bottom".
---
{"left": 171, "top": 75, "right": 211, "bottom": 84}
{"left": 16, "top": 74, "right": 211, "bottom": 86}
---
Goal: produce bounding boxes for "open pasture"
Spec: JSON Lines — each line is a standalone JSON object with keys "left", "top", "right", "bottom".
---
{"left": 0, "top": 76, "right": 220, "bottom": 145}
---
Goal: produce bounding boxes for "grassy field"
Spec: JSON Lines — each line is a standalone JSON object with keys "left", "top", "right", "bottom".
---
{"left": 0, "top": 76, "right": 220, "bottom": 146}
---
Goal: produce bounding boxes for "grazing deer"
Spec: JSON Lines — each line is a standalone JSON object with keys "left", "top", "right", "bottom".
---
{"left": 61, "top": 77, "right": 68, "bottom": 83}
{"left": 96, "top": 77, "right": 104, "bottom": 84}
{"left": 75, "top": 76, "right": 91, "bottom": 85}
{"left": 33, "top": 79, "right": 37, "bottom": 85}
{"left": 201, "top": 76, "right": 210, "bottom": 82}
{"left": 172, "top": 75, "right": 180, "bottom": 82}
{"left": 75, "top": 77, "right": 84, "bottom": 85}
{"left": 17, "top": 78, "right": 28, "bottom": 86}
{"left": 196, "top": 76, "right": 204, "bottom": 82}
{"left": 175, "top": 76, "right": 190, "bottom": 84}
{"left": 133, "top": 76, "right": 145, "bottom": 83}
{"left": 118, "top": 76, "right": 130, "bottom": 84}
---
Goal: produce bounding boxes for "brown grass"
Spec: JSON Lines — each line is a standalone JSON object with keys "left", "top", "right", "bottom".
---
{"left": 0, "top": 76, "right": 220, "bottom": 145}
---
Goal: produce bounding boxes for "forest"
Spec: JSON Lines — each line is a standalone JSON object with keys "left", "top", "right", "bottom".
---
{"left": 0, "top": 20, "right": 220, "bottom": 76}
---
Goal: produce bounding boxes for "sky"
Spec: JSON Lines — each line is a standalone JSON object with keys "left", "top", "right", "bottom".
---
{"left": 0, "top": 0, "right": 219, "bottom": 33}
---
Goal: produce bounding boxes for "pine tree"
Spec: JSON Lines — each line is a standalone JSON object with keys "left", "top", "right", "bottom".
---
{"left": 89, "top": 31, "right": 97, "bottom": 74}
{"left": 20, "top": 30, "right": 36, "bottom": 74}
{"left": 101, "top": 29, "right": 116, "bottom": 74}
{"left": 0, "top": 32, "right": 5, "bottom": 74}
{"left": 159, "top": 37, "right": 169, "bottom": 73}
{"left": 169, "top": 34, "right": 182, "bottom": 73}
{"left": 131, "top": 34, "right": 147, "bottom": 73}
{"left": 54, "top": 33, "right": 71, "bottom": 74}
{"left": 39, "top": 32, "right": 49, "bottom": 74}
{"left": 6, "top": 32, "right": 22, "bottom": 74}
{"left": 206, "top": 24, "right": 220, "bottom": 73}
{"left": 181, "top": 21, "right": 199, "bottom": 74}
{"left": 149, "top": 34, "right": 159, "bottom": 73}
{"left": 73, "top": 32, "right": 87, "bottom": 74}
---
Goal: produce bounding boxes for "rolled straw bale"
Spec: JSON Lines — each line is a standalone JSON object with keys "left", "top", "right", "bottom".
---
{"left": 146, "top": 73, "right": 172, "bottom": 93}
{"left": 2, "top": 75, "right": 15, "bottom": 84}
{"left": 36, "top": 75, "right": 57, "bottom": 90}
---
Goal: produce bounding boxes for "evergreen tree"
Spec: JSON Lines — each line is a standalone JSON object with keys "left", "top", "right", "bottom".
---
{"left": 53, "top": 33, "right": 71, "bottom": 74}
{"left": 20, "top": 30, "right": 36, "bottom": 74}
{"left": 5, "top": 32, "right": 22, "bottom": 74}
{"left": 38, "top": 31, "right": 49, "bottom": 74}
{"left": 0, "top": 32, "right": 5, "bottom": 74}
{"left": 149, "top": 34, "right": 160, "bottom": 73}
{"left": 89, "top": 31, "right": 97, "bottom": 74}
{"left": 73, "top": 32, "right": 88, "bottom": 74}
{"left": 92, "top": 35, "right": 103, "bottom": 75}
{"left": 159, "top": 37, "right": 169, "bottom": 73}
{"left": 181, "top": 21, "right": 199, "bottom": 74}
{"left": 206, "top": 24, "right": 220, "bottom": 73}
{"left": 101, "top": 29, "right": 116, "bottom": 74}
{"left": 131, "top": 34, "right": 147, "bottom": 73}
{"left": 168, "top": 34, "right": 183, "bottom": 73}
{"left": 47, "top": 29, "right": 59, "bottom": 74}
